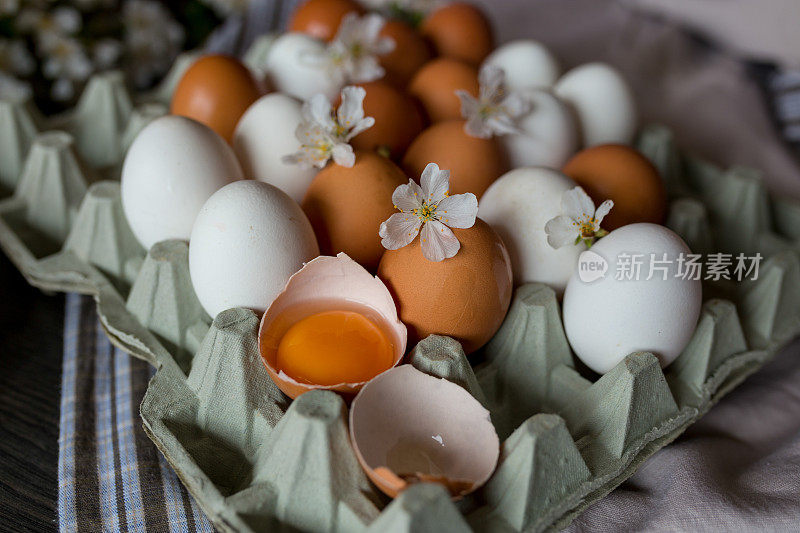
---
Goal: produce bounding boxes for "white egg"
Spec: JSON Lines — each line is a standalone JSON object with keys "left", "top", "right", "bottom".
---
{"left": 233, "top": 93, "right": 317, "bottom": 203}
{"left": 479, "top": 167, "right": 583, "bottom": 294}
{"left": 500, "top": 89, "right": 578, "bottom": 169}
{"left": 554, "top": 62, "right": 637, "bottom": 147}
{"left": 562, "top": 223, "right": 702, "bottom": 374}
{"left": 484, "top": 39, "right": 560, "bottom": 91}
{"left": 189, "top": 180, "right": 319, "bottom": 318}
{"left": 121, "top": 115, "right": 243, "bottom": 250}
{"left": 265, "top": 33, "right": 342, "bottom": 102}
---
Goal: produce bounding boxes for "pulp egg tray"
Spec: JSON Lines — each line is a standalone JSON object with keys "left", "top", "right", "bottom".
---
{"left": 2, "top": 64, "right": 800, "bottom": 533}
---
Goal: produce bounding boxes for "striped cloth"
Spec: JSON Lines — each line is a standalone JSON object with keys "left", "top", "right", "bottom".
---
{"left": 58, "top": 293, "right": 214, "bottom": 532}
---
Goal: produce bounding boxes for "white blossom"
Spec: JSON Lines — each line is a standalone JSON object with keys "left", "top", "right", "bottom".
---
{"left": 123, "top": 0, "right": 185, "bottom": 88}
{"left": 283, "top": 86, "right": 375, "bottom": 169}
{"left": 0, "top": 0, "right": 19, "bottom": 17}
{"left": 0, "top": 39, "right": 36, "bottom": 76}
{"left": 456, "top": 64, "right": 531, "bottom": 139}
{"left": 544, "top": 186, "right": 613, "bottom": 249}
{"left": 92, "top": 38, "right": 123, "bottom": 69}
{"left": 0, "top": 71, "right": 32, "bottom": 101}
{"left": 379, "top": 163, "right": 478, "bottom": 262}
{"left": 41, "top": 35, "right": 93, "bottom": 100}
{"left": 318, "top": 12, "right": 395, "bottom": 85}
{"left": 17, "top": 6, "right": 82, "bottom": 53}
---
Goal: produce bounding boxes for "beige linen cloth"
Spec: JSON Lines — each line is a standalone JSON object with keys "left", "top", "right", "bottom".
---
{"left": 468, "top": 0, "right": 800, "bottom": 530}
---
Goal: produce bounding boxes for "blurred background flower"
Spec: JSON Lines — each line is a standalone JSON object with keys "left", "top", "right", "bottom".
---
{"left": 0, "top": 0, "right": 224, "bottom": 111}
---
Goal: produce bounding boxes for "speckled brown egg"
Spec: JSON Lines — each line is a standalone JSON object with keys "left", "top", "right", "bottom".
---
{"left": 421, "top": 2, "right": 493, "bottom": 66}
{"left": 403, "top": 120, "right": 507, "bottom": 198}
{"left": 408, "top": 58, "right": 479, "bottom": 123}
{"left": 379, "top": 19, "right": 432, "bottom": 87}
{"left": 288, "top": 0, "right": 364, "bottom": 42}
{"left": 562, "top": 144, "right": 667, "bottom": 230}
{"left": 349, "top": 81, "right": 426, "bottom": 160}
{"left": 302, "top": 151, "right": 408, "bottom": 271}
{"left": 377, "top": 218, "right": 513, "bottom": 354}
{"left": 170, "top": 54, "right": 261, "bottom": 143}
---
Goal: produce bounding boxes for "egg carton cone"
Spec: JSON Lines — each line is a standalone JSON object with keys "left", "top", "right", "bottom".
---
{"left": 62, "top": 181, "right": 145, "bottom": 292}
{"left": 141, "top": 50, "right": 202, "bottom": 106}
{"left": 120, "top": 103, "right": 169, "bottom": 155}
{"left": 125, "top": 240, "right": 210, "bottom": 373}
{"left": 243, "top": 34, "right": 277, "bottom": 81}
{"left": 636, "top": 124, "right": 688, "bottom": 197}
{"left": 470, "top": 414, "right": 591, "bottom": 533}
{"left": 365, "top": 483, "right": 471, "bottom": 533}
{"left": 0, "top": 109, "right": 799, "bottom": 532}
{"left": 71, "top": 71, "right": 133, "bottom": 170}
{"left": 0, "top": 97, "right": 38, "bottom": 196}
{"left": 665, "top": 197, "right": 715, "bottom": 256}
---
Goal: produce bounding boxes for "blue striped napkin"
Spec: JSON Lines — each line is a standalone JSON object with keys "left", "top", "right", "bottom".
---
{"left": 58, "top": 293, "right": 214, "bottom": 532}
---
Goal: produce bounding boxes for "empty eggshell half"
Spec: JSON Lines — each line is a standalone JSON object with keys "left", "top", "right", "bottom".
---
{"left": 258, "top": 253, "right": 407, "bottom": 399}
{"left": 349, "top": 365, "right": 499, "bottom": 499}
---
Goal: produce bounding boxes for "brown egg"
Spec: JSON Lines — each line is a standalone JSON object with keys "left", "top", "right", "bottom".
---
{"left": 170, "top": 55, "right": 261, "bottom": 143}
{"left": 408, "top": 58, "right": 479, "bottom": 123}
{"left": 349, "top": 81, "right": 426, "bottom": 160}
{"left": 302, "top": 151, "right": 408, "bottom": 271}
{"left": 288, "top": 0, "right": 364, "bottom": 42}
{"left": 377, "top": 218, "right": 513, "bottom": 354}
{"left": 379, "top": 19, "right": 432, "bottom": 87}
{"left": 421, "top": 2, "right": 493, "bottom": 66}
{"left": 403, "top": 120, "right": 507, "bottom": 198}
{"left": 562, "top": 144, "right": 667, "bottom": 230}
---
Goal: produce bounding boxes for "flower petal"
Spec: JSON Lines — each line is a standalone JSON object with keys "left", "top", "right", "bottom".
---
{"left": 392, "top": 179, "right": 423, "bottom": 212}
{"left": 561, "top": 186, "right": 596, "bottom": 223}
{"left": 305, "top": 94, "right": 336, "bottom": 132}
{"left": 478, "top": 64, "right": 504, "bottom": 102}
{"left": 436, "top": 193, "right": 478, "bottom": 228}
{"left": 502, "top": 92, "right": 532, "bottom": 118}
{"left": 420, "top": 220, "right": 460, "bottom": 262}
{"left": 331, "top": 143, "right": 355, "bottom": 167}
{"left": 337, "top": 85, "right": 367, "bottom": 128}
{"left": 544, "top": 215, "right": 579, "bottom": 249}
{"left": 463, "top": 114, "right": 493, "bottom": 139}
{"left": 346, "top": 116, "right": 375, "bottom": 141}
{"left": 420, "top": 163, "right": 450, "bottom": 203}
{"left": 594, "top": 199, "right": 614, "bottom": 227}
{"left": 380, "top": 212, "right": 422, "bottom": 250}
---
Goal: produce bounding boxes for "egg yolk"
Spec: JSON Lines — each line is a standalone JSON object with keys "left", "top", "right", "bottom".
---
{"left": 276, "top": 311, "right": 394, "bottom": 386}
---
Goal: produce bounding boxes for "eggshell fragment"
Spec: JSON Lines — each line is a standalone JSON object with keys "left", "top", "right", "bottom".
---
{"left": 408, "top": 58, "right": 479, "bottom": 123}
{"left": 259, "top": 253, "right": 407, "bottom": 399}
{"left": 233, "top": 93, "right": 317, "bottom": 203}
{"left": 265, "top": 33, "right": 343, "bottom": 101}
{"left": 479, "top": 167, "right": 583, "bottom": 294}
{"left": 500, "top": 89, "right": 578, "bottom": 169}
{"left": 483, "top": 39, "right": 560, "bottom": 91}
{"left": 349, "top": 365, "right": 499, "bottom": 499}
{"left": 562, "top": 223, "right": 702, "bottom": 374}
{"left": 554, "top": 62, "right": 637, "bottom": 147}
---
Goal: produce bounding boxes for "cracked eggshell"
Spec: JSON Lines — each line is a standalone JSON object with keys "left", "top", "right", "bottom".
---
{"left": 189, "top": 180, "right": 319, "bottom": 319}
{"left": 554, "top": 62, "right": 637, "bottom": 147}
{"left": 479, "top": 167, "right": 584, "bottom": 294}
{"left": 121, "top": 115, "right": 243, "bottom": 250}
{"left": 483, "top": 39, "right": 560, "bottom": 91}
{"left": 350, "top": 365, "right": 499, "bottom": 499}
{"left": 500, "top": 89, "right": 578, "bottom": 169}
{"left": 258, "top": 253, "right": 407, "bottom": 399}
{"left": 265, "top": 33, "right": 343, "bottom": 102}
{"left": 562, "top": 223, "right": 702, "bottom": 374}
{"left": 233, "top": 93, "right": 317, "bottom": 203}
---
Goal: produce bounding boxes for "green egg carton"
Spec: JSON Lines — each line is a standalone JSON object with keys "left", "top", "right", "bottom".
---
{"left": 0, "top": 68, "right": 799, "bottom": 533}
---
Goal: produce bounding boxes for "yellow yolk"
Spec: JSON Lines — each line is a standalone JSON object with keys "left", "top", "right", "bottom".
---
{"left": 276, "top": 310, "right": 395, "bottom": 386}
